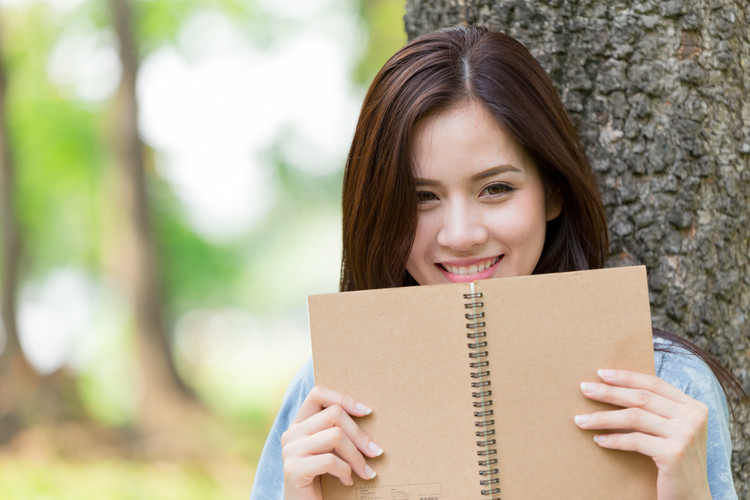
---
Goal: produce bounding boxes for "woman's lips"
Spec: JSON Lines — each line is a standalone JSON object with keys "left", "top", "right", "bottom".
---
{"left": 437, "top": 256, "right": 502, "bottom": 283}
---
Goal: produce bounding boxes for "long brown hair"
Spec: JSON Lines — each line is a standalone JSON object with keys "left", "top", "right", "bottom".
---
{"left": 340, "top": 26, "right": 745, "bottom": 401}
{"left": 341, "top": 26, "right": 607, "bottom": 292}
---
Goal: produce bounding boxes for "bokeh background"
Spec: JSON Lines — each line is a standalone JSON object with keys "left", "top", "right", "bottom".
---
{"left": 0, "top": 0, "right": 405, "bottom": 497}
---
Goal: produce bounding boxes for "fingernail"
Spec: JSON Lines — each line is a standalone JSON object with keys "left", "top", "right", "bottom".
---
{"left": 368, "top": 441, "right": 383, "bottom": 456}
{"left": 365, "top": 464, "right": 377, "bottom": 479}
{"left": 356, "top": 402, "right": 372, "bottom": 415}
{"left": 594, "top": 434, "right": 606, "bottom": 444}
{"left": 597, "top": 369, "right": 616, "bottom": 380}
{"left": 574, "top": 414, "right": 590, "bottom": 425}
{"left": 580, "top": 382, "right": 596, "bottom": 393}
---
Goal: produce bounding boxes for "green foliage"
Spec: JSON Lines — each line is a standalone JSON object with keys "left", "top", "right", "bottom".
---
{"left": 136, "top": 0, "right": 271, "bottom": 56}
{"left": 0, "top": 0, "right": 409, "bottom": 443}
{"left": 235, "top": 149, "right": 343, "bottom": 314}
{"left": 151, "top": 173, "right": 244, "bottom": 317}
{"left": 76, "top": 315, "right": 140, "bottom": 426}
{"left": 135, "top": 0, "right": 186, "bottom": 53}
{"left": 353, "top": 0, "right": 407, "bottom": 86}
{"left": 12, "top": 97, "right": 106, "bottom": 273}
{"left": 3, "top": 7, "right": 105, "bottom": 275}
{"left": 1, "top": 0, "right": 408, "bottom": 307}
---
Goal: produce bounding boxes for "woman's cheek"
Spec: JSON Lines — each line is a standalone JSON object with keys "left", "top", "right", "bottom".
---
{"left": 496, "top": 203, "right": 548, "bottom": 274}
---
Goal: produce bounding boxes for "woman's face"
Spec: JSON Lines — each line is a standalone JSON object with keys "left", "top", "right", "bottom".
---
{"left": 405, "top": 100, "right": 561, "bottom": 285}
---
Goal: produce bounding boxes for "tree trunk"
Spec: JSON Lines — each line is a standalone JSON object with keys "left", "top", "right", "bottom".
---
{"left": 0, "top": 16, "right": 42, "bottom": 441}
{"left": 108, "top": 0, "right": 200, "bottom": 428}
{"left": 404, "top": 0, "right": 749, "bottom": 494}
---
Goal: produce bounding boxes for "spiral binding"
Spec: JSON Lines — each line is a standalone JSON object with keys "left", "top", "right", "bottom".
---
{"left": 464, "top": 284, "right": 501, "bottom": 498}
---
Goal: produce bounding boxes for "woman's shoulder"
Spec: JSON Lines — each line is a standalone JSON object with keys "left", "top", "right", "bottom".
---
{"left": 291, "top": 356, "right": 315, "bottom": 389}
{"left": 249, "top": 358, "right": 315, "bottom": 500}
{"left": 652, "top": 336, "right": 724, "bottom": 402}
{"left": 279, "top": 357, "right": 315, "bottom": 416}
{"left": 653, "top": 337, "right": 737, "bottom": 499}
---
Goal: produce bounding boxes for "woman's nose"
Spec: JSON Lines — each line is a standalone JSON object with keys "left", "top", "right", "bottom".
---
{"left": 436, "top": 201, "right": 488, "bottom": 252}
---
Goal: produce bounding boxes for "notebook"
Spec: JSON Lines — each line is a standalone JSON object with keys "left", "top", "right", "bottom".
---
{"left": 308, "top": 266, "right": 657, "bottom": 499}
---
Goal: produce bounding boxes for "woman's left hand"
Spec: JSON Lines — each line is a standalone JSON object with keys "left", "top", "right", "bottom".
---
{"left": 575, "top": 369, "right": 711, "bottom": 500}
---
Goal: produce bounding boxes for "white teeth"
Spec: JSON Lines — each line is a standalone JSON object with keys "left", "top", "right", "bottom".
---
{"left": 443, "top": 256, "right": 499, "bottom": 275}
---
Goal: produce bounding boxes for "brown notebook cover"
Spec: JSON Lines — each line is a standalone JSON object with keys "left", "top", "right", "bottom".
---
{"left": 309, "top": 266, "right": 657, "bottom": 499}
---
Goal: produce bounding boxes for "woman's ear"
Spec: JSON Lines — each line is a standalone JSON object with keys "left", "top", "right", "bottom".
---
{"left": 546, "top": 188, "right": 562, "bottom": 221}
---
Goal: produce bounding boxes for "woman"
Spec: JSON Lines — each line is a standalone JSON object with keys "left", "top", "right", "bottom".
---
{"left": 251, "top": 26, "right": 742, "bottom": 500}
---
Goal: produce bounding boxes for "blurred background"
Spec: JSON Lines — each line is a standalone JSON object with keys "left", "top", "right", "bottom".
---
{"left": 0, "top": 0, "right": 405, "bottom": 497}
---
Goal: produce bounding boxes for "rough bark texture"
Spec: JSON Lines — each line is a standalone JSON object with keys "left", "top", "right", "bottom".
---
{"left": 109, "top": 0, "right": 199, "bottom": 427}
{"left": 404, "top": 0, "right": 749, "bottom": 494}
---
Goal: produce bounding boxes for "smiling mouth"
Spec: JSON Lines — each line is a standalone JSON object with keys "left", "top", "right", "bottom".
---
{"left": 440, "top": 256, "right": 501, "bottom": 276}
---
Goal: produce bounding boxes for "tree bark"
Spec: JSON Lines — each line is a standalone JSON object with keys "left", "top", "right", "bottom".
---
{"left": 108, "top": 0, "right": 199, "bottom": 427}
{"left": 404, "top": 0, "right": 749, "bottom": 494}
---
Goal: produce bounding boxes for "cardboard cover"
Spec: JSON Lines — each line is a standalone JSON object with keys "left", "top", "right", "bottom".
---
{"left": 308, "top": 266, "right": 657, "bottom": 499}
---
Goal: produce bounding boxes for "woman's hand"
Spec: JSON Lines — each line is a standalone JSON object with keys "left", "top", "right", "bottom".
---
{"left": 575, "top": 369, "right": 711, "bottom": 500}
{"left": 281, "top": 386, "right": 383, "bottom": 500}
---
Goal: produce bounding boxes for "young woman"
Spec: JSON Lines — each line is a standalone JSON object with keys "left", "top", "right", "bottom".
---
{"left": 251, "top": 26, "right": 742, "bottom": 500}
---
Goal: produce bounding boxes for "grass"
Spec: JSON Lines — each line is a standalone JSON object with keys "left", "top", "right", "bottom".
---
{"left": 0, "top": 411, "right": 273, "bottom": 500}
{"left": 0, "top": 457, "right": 247, "bottom": 500}
{"left": 0, "top": 320, "right": 300, "bottom": 500}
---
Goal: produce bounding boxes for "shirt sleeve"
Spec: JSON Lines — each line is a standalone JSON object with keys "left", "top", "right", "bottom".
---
{"left": 250, "top": 358, "right": 315, "bottom": 500}
{"left": 654, "top": 344, "right": 737, "bottom": 500}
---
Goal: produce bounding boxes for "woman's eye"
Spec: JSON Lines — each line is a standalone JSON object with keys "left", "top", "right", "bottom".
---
{"left": 416, "top": 191, "right": 438, "bottom": 203}
{"left": 482, "top": 183, "right": 513, "bottom": 196}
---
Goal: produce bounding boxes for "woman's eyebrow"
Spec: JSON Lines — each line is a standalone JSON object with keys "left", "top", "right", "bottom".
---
{"left": 471, "top": 164, "right": 521, "bottom": 181}
{"left": 414, "top": 178, "right": 439, "bottom": 186}
{"left": 414, "top": 164, "right": 521, "bottom": 186}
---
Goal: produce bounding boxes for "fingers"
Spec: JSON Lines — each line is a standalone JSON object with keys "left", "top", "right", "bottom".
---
{"left": 584, "top": 428, "right": 708, "bottom": 475}
{"left": 294, "top": 385, "right": 373, "bottom": 423}
{"left": 284, "top": 403, "right": 383, "bottom": 459}
{"left": 596, "top": 369, "right": 693, "bottom": 404}
{"left": 284, "top": 426, "right": 378, "bottom": 482}
{"left": 282, "top": 385, "right": 382, "bottom": 493}
{"left": 574, "top": 407, "right": 671, "bottom": 436}
{"left": 284, "top": 452, "right": 356, "bottom": 488}
{"left": 578, "top": 369, "right": 698, "bottom": 419}
{"left": 575, "top": 370, "right": 710, "bottom": 471}
{"left": 578, "top": 370, "right": 709, "bottom": 433}
{"left": 588, "top": 431, "right": 671, "bottom": 459}
{"left": 578, "top": 380, "right": 682, "bottom": 419}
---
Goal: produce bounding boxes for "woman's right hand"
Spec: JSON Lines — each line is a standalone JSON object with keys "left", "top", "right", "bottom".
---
{"left": 281, "top": 386, "right": 383, "bottom": 500}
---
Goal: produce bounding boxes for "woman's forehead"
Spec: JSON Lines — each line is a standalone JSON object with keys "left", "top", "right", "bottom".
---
{"left": 411, "top": 100, "right": 534, "bottom": 179}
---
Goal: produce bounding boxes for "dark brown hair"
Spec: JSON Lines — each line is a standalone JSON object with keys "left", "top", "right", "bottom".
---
{"left": 340, "top": 26, "right": 745, "bottom": 401}
{"left": 341, "top": 26, "right": 607, "bottom": 292}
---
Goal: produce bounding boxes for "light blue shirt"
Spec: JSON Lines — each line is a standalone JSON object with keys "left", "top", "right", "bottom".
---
{"left": 250, "top": 340, "right": 737, "bottom": 499}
